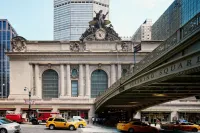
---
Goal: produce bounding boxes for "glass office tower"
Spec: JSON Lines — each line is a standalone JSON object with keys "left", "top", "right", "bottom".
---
{"left": 54, "top": 0, "right": 110, "bottom": 41}
{"left": 0, "top": 19, "right": 17, "bottom": 98}
{"left": 152, "top": 0, "right": 200, "bottom": 41}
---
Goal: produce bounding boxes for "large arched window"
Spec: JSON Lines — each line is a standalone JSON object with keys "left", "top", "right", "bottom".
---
{"left": 42, "top": 69, "right": 58, "bottom": 98}
{"left": 91, "top": 69, "right": 108, "bottom": 98}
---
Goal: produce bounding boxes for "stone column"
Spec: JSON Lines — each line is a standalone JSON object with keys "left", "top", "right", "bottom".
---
{"left": 35, "top": 64, "right": 41, "bottom": 98}
{"left": 85, "top": 64, "right": 90, "bottom": 98}
{"left": 133, "top": 111, "right": 141, "bottom": 119}
{"left": 110, "top": 64, "right": 116, "bottom": 85}
{"left": 117, "top": 64, "right": 121, "bottom": 79}
{"left": 171, "top": 110, "right": 178, "bottom": 122}
{"left": 89, "top": 105, "right": 95, "bottom": 124}
{"left": 66, "top": 64, "right": 71, "bottom": 97}
{"left": 60, "top": 64, "right": 65, "bottom": 97}
{"left": 79, "top": 64, "right": 83, "bottom": 97}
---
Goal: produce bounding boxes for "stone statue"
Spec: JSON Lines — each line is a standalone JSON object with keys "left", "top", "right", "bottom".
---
{"left": 89, "top": 10, "right": 110, "bottom": 29}
{"left": 80, "top": 10, "right": 121, "bottom": 41}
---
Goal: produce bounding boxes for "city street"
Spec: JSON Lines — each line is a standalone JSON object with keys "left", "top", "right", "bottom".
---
{"left": 20, "top": 123, "right": 200, "bottom": 133}
{"left": 21, "top": 124, "right": 78, "bottom": 133}
{"left": 20, "top": 123, "right": 120, "bottom": 133}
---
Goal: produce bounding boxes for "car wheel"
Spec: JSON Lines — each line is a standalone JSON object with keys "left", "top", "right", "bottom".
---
{"left": 49, "top": 124, "right": 55, "bottom": 130}
{"left": 0, "top": 128, "right": 7, "bottom": 133}
{"left": 79, "top": 124, "right": 83, "bottom": 128}
{"left": 128, "top": 128, "right": 134, "bottom": 133}
{"left": 192, "top": 128, "right": 198, "bottom": 132}
{"left": 69, "top": 125, "right": 75, "bottom": 130}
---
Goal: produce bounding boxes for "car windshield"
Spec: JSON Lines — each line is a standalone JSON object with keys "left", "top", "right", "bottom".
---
{"left": 0, "top": 118, "right": 13, "bottom": 124}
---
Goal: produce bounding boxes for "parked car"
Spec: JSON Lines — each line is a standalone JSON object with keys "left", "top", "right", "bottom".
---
{"left": 117, "top": 121, "right": 158, "bottom": 133}
{"left": 5, "top": 114, "right": 25, "bottom": 124}
{"left": 161, "top": 122, "right": 200, "bottom": 132}
{"left": 0, "top": 117, "right": 21, "bottom": 133}
{"left": 70, "top": 118, "right": 87, "bottom": 128}
{"left": 46, "top": 117, "right": 78, "bottom": 130}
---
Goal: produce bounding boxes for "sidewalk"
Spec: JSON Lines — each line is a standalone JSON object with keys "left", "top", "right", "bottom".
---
{"left": 79, "top": 124, "right": 120, "bottom": 133}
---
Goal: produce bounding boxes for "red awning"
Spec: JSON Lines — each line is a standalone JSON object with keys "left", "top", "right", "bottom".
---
{"left": 0, "top": 108, "right": 15, "bottom": 111}
{"left": 21, "top": 108, "right": 52, "bottom": 111}
{"left": 58, "top": 108, "right": 90, "bottom": 111}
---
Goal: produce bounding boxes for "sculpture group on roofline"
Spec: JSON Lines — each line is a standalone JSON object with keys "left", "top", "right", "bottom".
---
{"left": 80, "top": 10, "right": 121, "bottom": 42}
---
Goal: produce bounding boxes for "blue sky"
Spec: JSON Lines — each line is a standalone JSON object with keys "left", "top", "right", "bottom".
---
{"left": 0, "top": 0, "right": 174, "bottom": 40}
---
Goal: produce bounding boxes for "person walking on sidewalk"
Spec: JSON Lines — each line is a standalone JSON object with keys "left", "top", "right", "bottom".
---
{"left": 92, "top": 117, "right": 95, "bottom": 125}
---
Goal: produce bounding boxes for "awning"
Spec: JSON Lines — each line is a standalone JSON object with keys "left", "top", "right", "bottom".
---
{"left": 141, "top": 109, "right": 172, "bottom": 112}
{"left": 178, "top": 109, "right": 200, "bottom": 113}
{"left": 58, "top": 108, "right": 90, "bottom": 111}
{"left": 21, "top": 108, "right": 52, "bottom": 111}
{"left": 0, "top": 108, "right": 15, "bottom": 111}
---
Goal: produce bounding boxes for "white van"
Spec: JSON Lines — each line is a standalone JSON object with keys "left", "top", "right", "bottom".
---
{"left": 73, "top": 116, "right": 82, "bottom": 120}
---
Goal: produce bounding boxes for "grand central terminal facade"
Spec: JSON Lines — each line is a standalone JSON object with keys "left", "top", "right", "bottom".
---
{"left": 1, "top": 17, "right": 200, "bottom": 122}
{"left": 3, "top": 28, "right": 159, "bottom": 120}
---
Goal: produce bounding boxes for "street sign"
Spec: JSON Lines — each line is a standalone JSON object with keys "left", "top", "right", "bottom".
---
{"left": 24, "top": 100, "right": 35, "bottom": 105}
{"left": 134, "top": 43, "right": 141, "bottom": 53}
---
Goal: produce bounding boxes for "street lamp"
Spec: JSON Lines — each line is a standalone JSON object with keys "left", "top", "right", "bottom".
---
{"left": 24, "top": 87, "right": 33, "bottom": 121}
{"left": 1, "top": 84, "right": 5, "bottom": 98}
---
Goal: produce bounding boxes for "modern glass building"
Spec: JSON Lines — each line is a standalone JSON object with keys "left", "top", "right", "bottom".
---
{"left": 0, "top": 19, "right": 17, "bottom": 98}
{"left": 54, "top": 0, "right": 110, "bottom": 41}
{"left": 152, "top": 0, "right": 200, "bottom": 41}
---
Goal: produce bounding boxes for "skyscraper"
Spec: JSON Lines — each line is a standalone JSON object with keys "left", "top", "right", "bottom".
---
{"left": 54, "top": 0, "right": 110, "bottom": 41}
{"left": 0, "top": 19, "right": 17, "bottom": 98}
{"left": 131, "top": 19, "right": 152, "bottom": 42}
{"left": 152, "top": 0, "right": 200, "bottom": 41}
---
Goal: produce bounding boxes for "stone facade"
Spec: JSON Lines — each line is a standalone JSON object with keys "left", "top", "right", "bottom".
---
{"left": 3, "top": 36, "right": 160, "bottom": 120}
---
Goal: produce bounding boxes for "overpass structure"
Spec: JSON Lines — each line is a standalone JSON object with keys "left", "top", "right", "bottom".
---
{"left": 95, "top": 13, "right": 200, "bottom": 113}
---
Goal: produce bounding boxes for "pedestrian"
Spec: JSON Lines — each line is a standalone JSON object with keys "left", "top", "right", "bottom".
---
{"left": 92, "top": 117, "right": 95, "bottom": 125}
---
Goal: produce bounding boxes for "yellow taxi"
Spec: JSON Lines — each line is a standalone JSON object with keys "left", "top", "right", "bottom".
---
{"left": 72, "top": 118, "right": 87, "bottom": 128}
{"left": 46, "top": 117, "right": 78, "bottom": 130}
{"left": 117, "top": 121, "right": 158, "bottom": 133}
{"left": 161, "top": 122, "right": 200, "bottom": 132}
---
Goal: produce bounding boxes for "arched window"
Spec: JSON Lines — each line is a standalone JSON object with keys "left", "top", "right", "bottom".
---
{"left": 42, "top": 69, "right": 58, "bottom": 98}
{"left": 91, "top": 70, "right": 108, "bottom": 98}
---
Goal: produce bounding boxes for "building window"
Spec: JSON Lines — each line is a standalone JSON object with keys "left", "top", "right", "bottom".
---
{"left": 3, "top": 21, "right": 6, "bottom": 30}
{"left": 42, "top": 69, "right": 59, "bottom": 98}
{"left": 71, "top": 69, "right": 78, "bottom": 78}
{"left": 0, "top": 21, "right": 2, "bottom": 30}
{"left": 71, "top": 65, "right": 79, "bottom": 78}
{"left": 122, "top": 69, "right": 128, "bottom": 76}
{"left": 71, "top": 80, "right": 78, "bottom": 97}
{"left": 91, "top": 70, "right": 108, "bottom": 98}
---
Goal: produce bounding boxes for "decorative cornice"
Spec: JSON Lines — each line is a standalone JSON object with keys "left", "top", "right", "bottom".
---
{"left": 29, "top": 63, "right": 133, "bottom": 65}
{"left": 6, "top": 52, "right": 149, "bottom": 55}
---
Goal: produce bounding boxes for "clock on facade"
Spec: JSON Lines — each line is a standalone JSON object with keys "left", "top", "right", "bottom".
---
{"left": 95, "top": 29, "right": 106, "bottom": 40}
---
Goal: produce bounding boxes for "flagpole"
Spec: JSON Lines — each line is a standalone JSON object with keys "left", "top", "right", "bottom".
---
{"left": 134, "top": 50, "right": 136, "bottom": 65}
{"left": 133, "top": 42, "right": 136, "bottom": 65}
